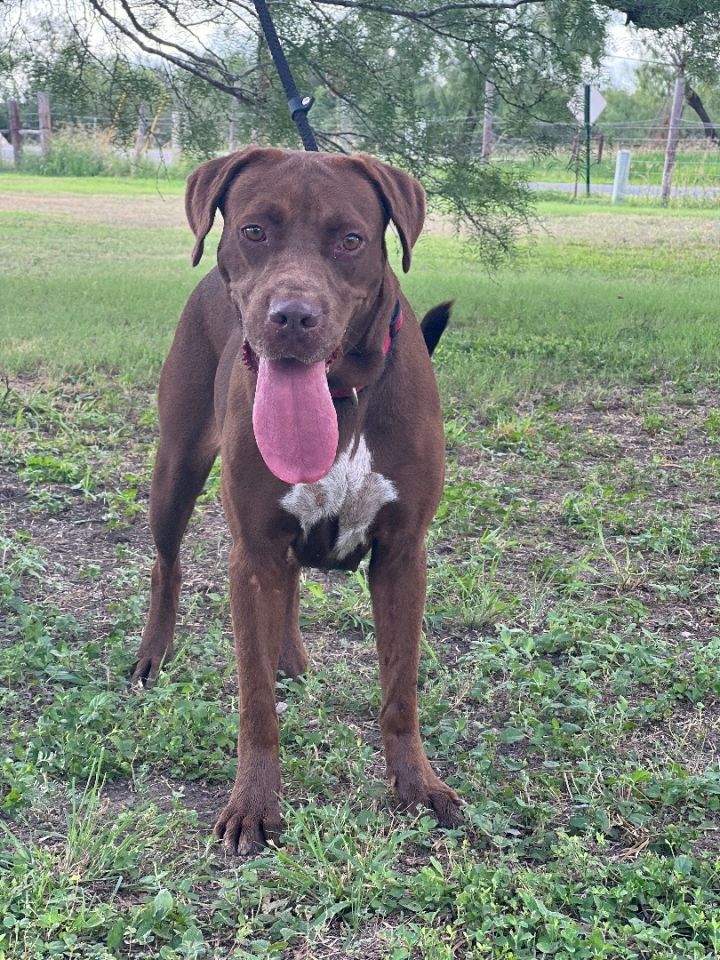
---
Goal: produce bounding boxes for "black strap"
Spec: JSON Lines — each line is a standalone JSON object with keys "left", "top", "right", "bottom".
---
{"left": 252, "top": 0, "right": 319, "bottom": 152}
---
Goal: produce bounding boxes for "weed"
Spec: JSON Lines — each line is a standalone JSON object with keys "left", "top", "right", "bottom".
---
{"left": 703, "top": 407, "right": 720, "bottom": 439}
{"left": 642, "top": 411, "right": 672, "bottom": 435}
{"left": 3, "top": 184, "right": 720, "bottom": 956}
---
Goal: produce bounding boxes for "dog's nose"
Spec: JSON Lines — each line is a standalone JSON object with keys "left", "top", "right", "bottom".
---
{"left": 268, "top": 300, "right": 321, "bottom": 330}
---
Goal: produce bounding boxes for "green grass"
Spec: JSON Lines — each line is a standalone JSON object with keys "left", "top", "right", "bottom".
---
{"left": 2, "top": 184, "right": 720, "bottom": 401}
{"left": 2, "top": 180, "right": 720, "bottom": 958}
{"left": 532, "top": 198, "right": 720, "bottom": 218}
{"left": 507, "top": 147, "right": 720, "bottom": 188}
{"left": 0, "top": 213, "right": 198, "bottom": 378}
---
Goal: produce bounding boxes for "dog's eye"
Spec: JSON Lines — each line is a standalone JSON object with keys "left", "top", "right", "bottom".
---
{"left": 241, "top": 225, "right": 266, "bottom": 242}
{"left": 342, "top": 234, "right": 362, "bottom": 251}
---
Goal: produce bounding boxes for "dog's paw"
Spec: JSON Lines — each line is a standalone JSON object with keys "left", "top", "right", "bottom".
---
{"left": 130, "top": 637, "right": 173, "bottom": 687}
{"left": 425, "top": 783, "right": 465, "bottom": 828}
{"left": 391, "top": 765, "right": 464, "bottom": 829}
{"left": 277, "top": 633, "right": 309, "bottom": 681}
{"left": 130, "top": 655, "right": 163, "bottom": 688}
{"left": 214, "top": 793, "right": 283, "bottom": 856}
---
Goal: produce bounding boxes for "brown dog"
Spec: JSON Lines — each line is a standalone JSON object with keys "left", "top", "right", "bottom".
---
{"left": 133, "top": 147, "right": 462, "bottom": 853}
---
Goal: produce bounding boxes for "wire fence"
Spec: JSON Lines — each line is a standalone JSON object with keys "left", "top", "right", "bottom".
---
{"left": 446, "top": 116, "right": 720, "bottom": 198}
{"left": 3, "top": 97, "right": 720, "bottom": 199}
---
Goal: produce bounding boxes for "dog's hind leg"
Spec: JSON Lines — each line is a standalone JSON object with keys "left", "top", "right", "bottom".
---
{"left": 132, "top": 313, "right": 220, "bottom": 685}
{"left": 278, "top": 578, "right": 309, "bottom": 680}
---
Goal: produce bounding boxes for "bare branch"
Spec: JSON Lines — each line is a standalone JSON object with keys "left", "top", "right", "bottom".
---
{"left": 87, "top": 0, "right": 256, "bottom": 101}
{"left": 314, "top": 0, "right": 542, "bottom": 19}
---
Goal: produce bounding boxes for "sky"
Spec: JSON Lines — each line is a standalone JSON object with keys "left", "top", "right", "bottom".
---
{"left": 602, "top": 17, "right": 669, "bottom": 90}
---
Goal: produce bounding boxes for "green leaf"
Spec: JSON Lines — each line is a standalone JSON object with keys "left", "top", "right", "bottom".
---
{"left": 499, "top": 726, "right": 525, "bottom": 743}
{"left": 152, "top": 888, "right": 174, "bottom": 919}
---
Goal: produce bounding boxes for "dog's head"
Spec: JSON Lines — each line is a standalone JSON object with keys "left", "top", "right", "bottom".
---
{"left": 185, "top": 147, "right": 424, "bottom": 365}
{"left": 185, "top": 147, "right": 425, "bottom": 485}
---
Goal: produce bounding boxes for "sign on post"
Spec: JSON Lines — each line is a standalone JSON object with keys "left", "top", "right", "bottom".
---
{"left": 567, "top": 85, "right": 606, "bottom": 197}
{"left": 567, "top": 85, "right": 606, "bottom": 126}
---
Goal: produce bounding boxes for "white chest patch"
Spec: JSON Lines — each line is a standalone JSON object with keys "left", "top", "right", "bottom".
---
{"left": 280, "top": 435, "right": 398, "bottom": 560}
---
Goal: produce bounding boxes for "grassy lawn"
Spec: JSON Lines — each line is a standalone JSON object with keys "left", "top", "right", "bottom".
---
{"left": 2, "top": 178, "right": 720, "bottom": 958}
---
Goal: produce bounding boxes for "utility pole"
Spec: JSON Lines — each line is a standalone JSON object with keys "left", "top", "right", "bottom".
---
{"left": 661, "top": 71, "right": 685, "bottom": 205}
{"left": 171, "top": 111, "right": 181, "bottom": 153}
{"left": 228, "top": 119, "right": 238, "bottom": 152}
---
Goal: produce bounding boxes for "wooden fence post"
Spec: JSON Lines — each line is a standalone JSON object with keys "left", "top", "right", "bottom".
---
{"left": 661, "top": 72, "right": 685, "bottom": 205}
{"left": 8, "top": 100, "right": 23, "bottom": 164}
{"left": 38, "top": 91, "right": 52, "bottom": 155}
{"left": 481, "top": 78, "right": 494, "bottom": 160}
{"left": 228, "top": 119, "right": 238, "bottom": 152}
{"left": 134, "top": 101, "right": 148, "bottom": 161}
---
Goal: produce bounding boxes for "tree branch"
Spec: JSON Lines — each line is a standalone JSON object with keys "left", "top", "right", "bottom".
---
{"left": 87, "top": 0, "right": 256, "bottom": 101}
{"left": 685, "top": 82, "right": 719, "bottom": 143}
{"left": 315, "top": 0, "right": 542, "bottom": 19}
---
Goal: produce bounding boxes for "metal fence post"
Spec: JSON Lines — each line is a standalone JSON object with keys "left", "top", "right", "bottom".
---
{"left": 584, "top": 83, "right": 591, "bottom": 198}
{"left": 612, "top": 149, "right": 631, "bottom": 203}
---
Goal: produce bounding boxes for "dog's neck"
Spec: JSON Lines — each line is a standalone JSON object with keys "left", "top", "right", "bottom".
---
{"left": 330, "top": 301, "right": 402, "bottom": 402}
{"left": 326, "top": 273, "right": 401, "bottom": 402}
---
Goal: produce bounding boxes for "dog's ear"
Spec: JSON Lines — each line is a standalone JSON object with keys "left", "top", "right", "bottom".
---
{"left": 349, "top": 155, "right": 426, "bottom": 272}
{"left": 185, "top": 147, "right": 266, "bottom": 266}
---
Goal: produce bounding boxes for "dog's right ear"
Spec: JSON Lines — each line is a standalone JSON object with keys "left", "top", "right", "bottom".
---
{"left": 185, "top": 147, "right": 265, "bottom": 266}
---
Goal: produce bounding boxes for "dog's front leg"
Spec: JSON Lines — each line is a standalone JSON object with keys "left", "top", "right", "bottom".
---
{"left": 369, "top": 538, "right": 463, "bottom": 827}
{"left": 214, "top": 542, "right": 295, "bottom": 854}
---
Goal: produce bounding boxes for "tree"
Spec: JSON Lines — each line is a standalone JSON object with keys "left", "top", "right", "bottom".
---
{"left": 634, "top": 11, "right": 720, "bottom": 143}
{"left": 25, "top": 30, "right": 167, "bottom": 142}
{"left": 5, "top": 1, "right": 717, "bottom": 257}
{"left": 2, "top": 1, "right": 611, "bottom": 261}
{"left": 601, "top": 0, "right": 720, "bottom": 29}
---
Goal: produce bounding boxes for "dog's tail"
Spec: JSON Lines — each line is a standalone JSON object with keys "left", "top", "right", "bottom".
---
{"left": 420, "top": 301, "right": 452, "bottom": 356}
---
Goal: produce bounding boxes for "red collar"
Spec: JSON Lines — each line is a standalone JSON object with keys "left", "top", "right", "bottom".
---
{"left": 330, "top": 301, "right": 403, "bottom": 402}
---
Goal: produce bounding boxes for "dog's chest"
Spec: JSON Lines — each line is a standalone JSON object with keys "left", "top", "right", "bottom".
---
{"left": 281, "top": 435, "right": 397, "bottom": 565}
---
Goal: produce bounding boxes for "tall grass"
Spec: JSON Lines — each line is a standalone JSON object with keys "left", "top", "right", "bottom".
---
{"left": 16, "top": 128, "right": 190, "bottom": 179}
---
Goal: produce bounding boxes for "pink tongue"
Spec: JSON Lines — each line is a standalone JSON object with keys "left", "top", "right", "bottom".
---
{"left": 253, "top": 358, "right": 339, "bottom": 484}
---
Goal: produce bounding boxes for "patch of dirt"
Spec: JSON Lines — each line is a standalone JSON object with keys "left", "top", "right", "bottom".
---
{"left": 0, "top": 190, "right": 186, "bottom": 228}
{"left": 103, "top": 775, "right": 230, "bottom": 825}
{"left": 535, "top": 213, "right": 720, "bottom": 247}
{"left": 2, "top": 457, "right": 233, "bottom": 650}
{"left": 620, "top": 702, "right": 720, "bottom": 773}
{"left": 0, "top": 191, "right": 462, "bottom": 238}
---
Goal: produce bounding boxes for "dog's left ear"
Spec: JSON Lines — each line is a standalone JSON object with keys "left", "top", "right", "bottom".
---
{"left": 185, "top": 146, "right": 271, "bottom": 266}
{"left": 349, "top": 155, "right": 426, "bottom": 272}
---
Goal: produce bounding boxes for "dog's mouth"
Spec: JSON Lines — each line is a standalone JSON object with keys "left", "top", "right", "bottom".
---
{"left": 243, "top": 339, "right": 341, "bottom": 485}
{"left": 242, "top": 340, "right": 340, "bottom": 373}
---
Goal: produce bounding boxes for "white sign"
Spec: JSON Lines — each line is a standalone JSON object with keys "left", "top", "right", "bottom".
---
{"left": 567, "top": 85, "right": 606, "bottom": 125}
